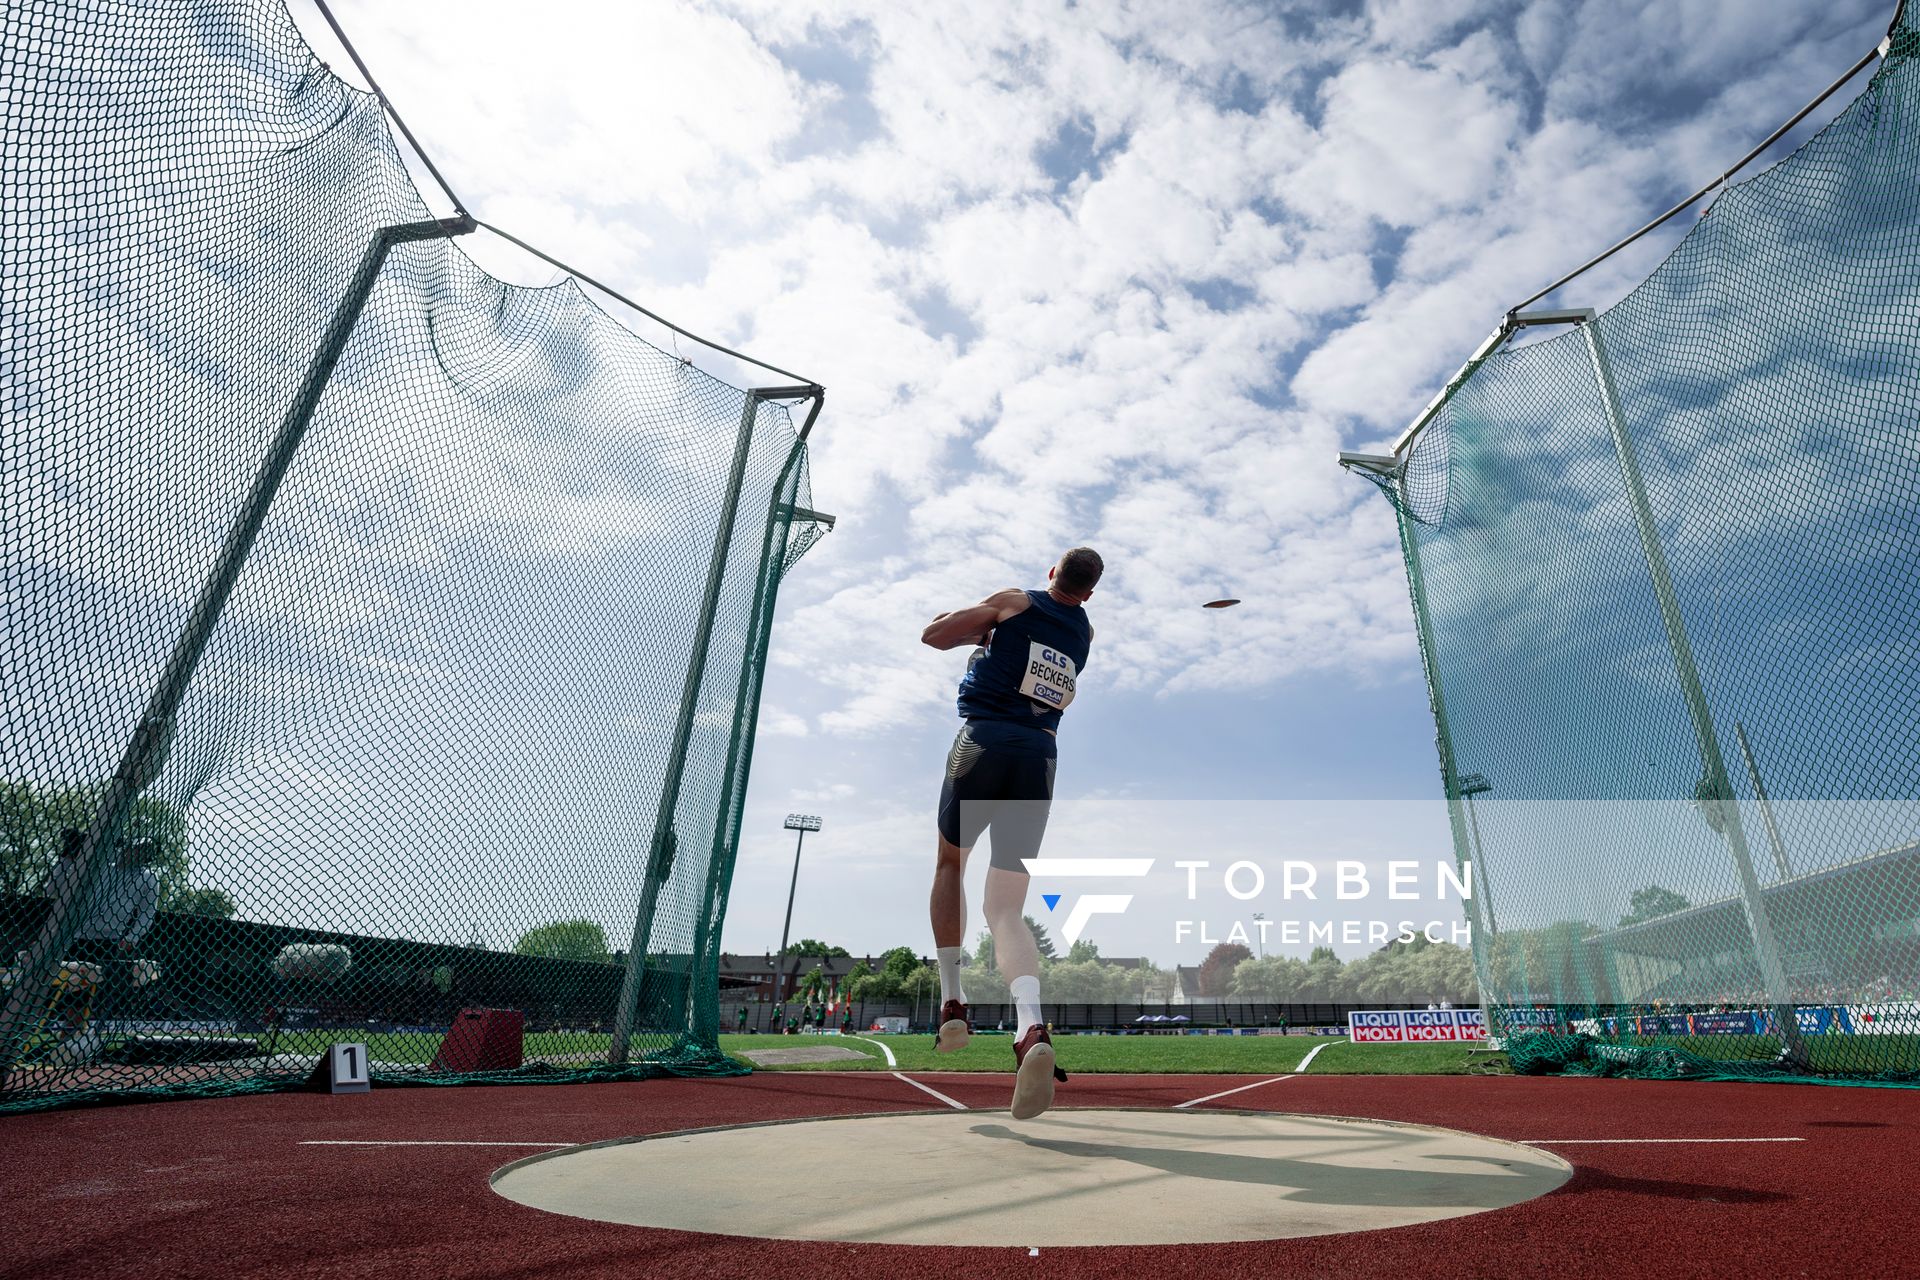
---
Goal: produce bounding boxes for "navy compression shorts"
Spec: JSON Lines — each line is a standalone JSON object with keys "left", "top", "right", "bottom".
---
{"left": 936, "top": 719, "right": 1056, "bottom": 871}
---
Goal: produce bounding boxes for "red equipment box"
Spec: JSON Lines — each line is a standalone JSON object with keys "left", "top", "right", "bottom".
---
{"left": 430, "top": 1007, "right": 525, "bottom": 1073}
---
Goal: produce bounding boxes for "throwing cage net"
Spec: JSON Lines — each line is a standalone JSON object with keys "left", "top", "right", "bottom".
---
{"left": 1, "top": 1, "right": 827, "bottom": 1112}
{"left": 1354, "top": 12, "right": 1920, "bottom": 1082}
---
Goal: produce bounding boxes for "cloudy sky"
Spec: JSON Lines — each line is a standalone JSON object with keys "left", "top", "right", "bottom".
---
{"left": 292, "top": 0, "right": 1892, "bottom": 965}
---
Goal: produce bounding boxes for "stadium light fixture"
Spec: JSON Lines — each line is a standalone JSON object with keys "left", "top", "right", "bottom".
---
{"left": 773, "top": 815, "right": 824, "bottom": 1006}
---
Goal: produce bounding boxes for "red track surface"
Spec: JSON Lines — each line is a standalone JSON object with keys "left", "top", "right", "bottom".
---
{"left": 2, "top": 1071, "right": 1912, "bottom": 1279}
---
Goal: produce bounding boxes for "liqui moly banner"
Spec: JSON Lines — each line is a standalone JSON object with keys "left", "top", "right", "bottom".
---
{"left": 1492, "top": 1008, "right": 1563, "bottom": 1035}
{"left": 1347, "top": 1008, "right": 1487, "bottom": 1043}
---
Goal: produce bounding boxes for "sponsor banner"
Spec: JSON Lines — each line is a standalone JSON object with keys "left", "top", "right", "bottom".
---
{"left": 1844, "top": 1002, "right": 1920, "bottom": 1035}
{"left": 1565, "top": 1008, "right": 1861, "bottom": 1037}
{"left": 1686, "top": 1011, "right": 1760, "bottom": 1036}
{"left": 1634, "top": 1013, "right": 1693, "bottom": 1036}
{"left": 1502, "top": 1008, "right": 1561, "bottom": 1035}
{"left": 1346, "top": 1009, "right": 1486, "bottom": 1043}
{"left": 1796, "top": 1007, "right": 1852, "bottom": 1034}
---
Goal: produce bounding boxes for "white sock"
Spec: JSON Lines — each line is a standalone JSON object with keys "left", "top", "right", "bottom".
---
{"left": 1011, "top": 974, "right": 1042, "bottom": 1037}
{"left": 937, "top": 947, "right": 966, "bottom": 1006}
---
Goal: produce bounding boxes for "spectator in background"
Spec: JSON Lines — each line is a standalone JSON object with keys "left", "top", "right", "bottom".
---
{"left": 43, "top": 830, "right": 161, "bottom": 1062}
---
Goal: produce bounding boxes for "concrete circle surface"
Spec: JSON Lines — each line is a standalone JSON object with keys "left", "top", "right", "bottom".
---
{"left": 491, "top": 1108, "right": 1572, "bottom": 1246}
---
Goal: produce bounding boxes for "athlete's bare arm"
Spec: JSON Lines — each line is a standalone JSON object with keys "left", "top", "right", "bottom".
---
{"left": 921, "top": 587, "right": 1031, "bottom": 650}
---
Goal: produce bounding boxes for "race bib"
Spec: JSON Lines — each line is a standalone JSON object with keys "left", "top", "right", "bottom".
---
{"left": 1018, "top": 641, "right": 1077, "bottom": 712}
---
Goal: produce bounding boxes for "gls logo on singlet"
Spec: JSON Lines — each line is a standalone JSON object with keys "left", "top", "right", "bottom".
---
{"left": 1018, "top": 641, "right": 1077, "bottom": 711}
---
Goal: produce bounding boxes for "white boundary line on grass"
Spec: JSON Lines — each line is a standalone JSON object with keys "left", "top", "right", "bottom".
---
{"left": 1172, "top": 1035, "right": 1348, "bottom": 1107}
{"left": 839, "top": 1034, "right": 967, "bottom": 1109}
{"left": 1293, "top": 1038, "right": 1344, "bottom": 1073}
{"left": 840, "top": 1035, "right": 896, "bottom": 1067}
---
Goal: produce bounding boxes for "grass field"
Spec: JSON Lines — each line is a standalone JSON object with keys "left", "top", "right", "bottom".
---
{"left": 200, "top": 1027, "right": 1916, "bottom": 1080}
{"left": 135, "top": 1026, "right": 1498, "bottom": 1075}
{"left": 717, "top": 1033, "right": 1497, "bottom": 1076}
{"left": 125, "top": 1027, "right": 1491, "bottom": 1075}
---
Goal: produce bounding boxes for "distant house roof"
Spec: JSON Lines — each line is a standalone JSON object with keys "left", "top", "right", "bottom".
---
{"left": 719, "top": 953, "right": 866, "bottom": 978}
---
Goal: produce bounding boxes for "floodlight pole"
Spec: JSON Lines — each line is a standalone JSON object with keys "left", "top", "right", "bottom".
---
{"left": 1578, "top": 318, "right": 1808, "bottom": 1067}
{"left": 0, "top": 215, "right": 475, "bottom": 1079}
{"left": 772, "top": 815, "right": 821, "bottom": 1008}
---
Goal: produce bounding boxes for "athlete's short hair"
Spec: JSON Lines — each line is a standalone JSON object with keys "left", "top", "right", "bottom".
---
{"left": 1056, "top": 546, "right": 1104, "bottom": 596}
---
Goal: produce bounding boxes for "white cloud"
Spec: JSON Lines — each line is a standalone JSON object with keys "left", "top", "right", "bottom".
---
{"left": 269, "top": 0, "right": 1901, "bottom": 958}
{"left": 790, "top": 781, "right": 855, "bottom": 803}
{"left": 759, "top": 706, "right": 811, "bottom": 737}
{"left": 1286, "top": 59, "right": 1523, "bottom": 228}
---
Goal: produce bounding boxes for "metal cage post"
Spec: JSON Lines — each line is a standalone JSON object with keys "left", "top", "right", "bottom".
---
{"left": 1580, "top": 320, "right": 1809, "bottom": 1066}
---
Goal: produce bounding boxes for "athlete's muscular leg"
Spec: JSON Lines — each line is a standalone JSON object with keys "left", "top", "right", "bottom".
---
{"left": 930, "top": 835, "right": 970, "bottom": 949}
{"left": 983, "top": 866, "right": 1038, "bottom": 982}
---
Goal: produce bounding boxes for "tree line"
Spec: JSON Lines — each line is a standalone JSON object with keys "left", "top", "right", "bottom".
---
{"left": 756, "top": 917, "right": 1483, "bottom": 1007}
{"left": 3, "top": 780, "right": 237, "bottom": 918}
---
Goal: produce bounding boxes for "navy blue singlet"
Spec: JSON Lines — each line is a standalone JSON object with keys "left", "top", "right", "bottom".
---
{"left": 938, "top": 590, "right": 1093, "bottom": 868}
{"left": 955, "top": 590, "right": 1092, "bottom": 739}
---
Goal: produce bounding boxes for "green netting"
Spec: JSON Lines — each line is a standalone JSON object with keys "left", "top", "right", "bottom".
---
{"left": 0, "top": 1, "right": 826, "bottom": 1113}
{"left": 1361, "top": 17, "right": 1920, "bottom": 1084}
